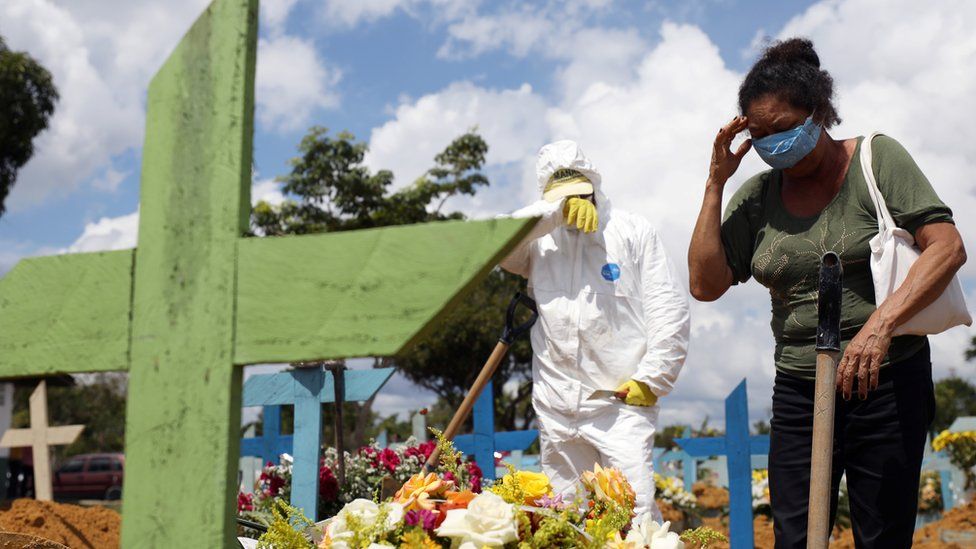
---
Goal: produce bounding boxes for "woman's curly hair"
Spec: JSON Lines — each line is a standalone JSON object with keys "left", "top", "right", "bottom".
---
{"left": 738, "top": 38, "right": 841, "bottom": 128}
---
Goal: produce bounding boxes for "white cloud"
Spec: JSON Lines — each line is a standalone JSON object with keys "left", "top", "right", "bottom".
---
{"left": 256, "top": 35, "right": 342, "bottom": 133}
{"left": 437, "top": 5, "right": 646, "bottom": 103}
{"left": 365, "top": 81, "right": 550, "bottom": 198}
{"left": 251, "top": 179, "right": 287, "bottom": 207}
{"left": 320, "top": 0, "right": 474, "bottom": 28}
{"left": 0, "top": 0, "right": 210, "bottom": 210}
{"left": 63, "top": 210, "right": 139, "bottom": 254}
{"left": 90, "top": 166, "right": 129, "bottom": 192}
{"left": 1, "top": 0, "right": 334, "bottom": 208}
{"left": 261, "top": 0, "right": 299, "bottom": 34}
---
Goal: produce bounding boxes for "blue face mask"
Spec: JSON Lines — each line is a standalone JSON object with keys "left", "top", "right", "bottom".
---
{"left": 752, "top": 115, "right": 821, "bottom": 169}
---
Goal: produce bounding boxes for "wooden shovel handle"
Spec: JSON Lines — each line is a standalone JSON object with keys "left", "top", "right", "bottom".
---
{"left": 425, "top": 341, "right": 510, "bottom": 469}
{"left": 807, "top": 350, "right": 839, "bottom": 549}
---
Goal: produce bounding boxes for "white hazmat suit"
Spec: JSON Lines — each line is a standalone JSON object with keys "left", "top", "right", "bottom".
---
{"left": 500, "top": 141, "right": 690, "bottom": 518}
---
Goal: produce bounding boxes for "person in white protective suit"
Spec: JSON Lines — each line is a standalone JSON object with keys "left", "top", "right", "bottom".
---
{"left": 499, "top": 140, "right": 690, "bottom": 519}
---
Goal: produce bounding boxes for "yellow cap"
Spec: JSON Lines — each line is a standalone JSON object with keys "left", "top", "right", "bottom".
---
{"left": 543, "top": 168, "right": 593, "bottom": 202}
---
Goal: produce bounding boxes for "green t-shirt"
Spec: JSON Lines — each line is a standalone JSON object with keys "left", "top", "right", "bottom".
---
{"left": 721, "top": 135, "right": 954, "bottom": 379}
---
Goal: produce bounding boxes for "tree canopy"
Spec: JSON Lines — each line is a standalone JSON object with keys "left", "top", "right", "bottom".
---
{"left": 0, "top": 36, "right": 58, "bottom": 217}
{"left": 933, "top": 375, "right": 976, "bottom": 434}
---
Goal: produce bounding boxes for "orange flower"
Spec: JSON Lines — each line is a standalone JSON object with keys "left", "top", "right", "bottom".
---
{"left": 581, "top": 463, "right": 636, "bottom": 510}
{"left": 394, "top": 473, "right": 454, "bottom": 511}
{"left": 440, "top": 490, "right": 477, "bottom": 512}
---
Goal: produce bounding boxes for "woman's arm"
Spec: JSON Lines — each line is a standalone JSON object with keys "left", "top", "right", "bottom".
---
{"left": 837, "top": 222, "right": 967, "bottom": 399}
{"left": 688, "top": 116, "right": 751, "bottom": 301}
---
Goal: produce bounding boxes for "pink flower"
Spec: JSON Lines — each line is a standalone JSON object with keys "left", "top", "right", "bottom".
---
{"left": 467, "top": 461, "right": 483, "bottom": 493}
{"left": 405, "top": 441, "right": 437, "bottom": 461}
{"left": 404, "top": 509, "right": 438, "bottom": 530}
{"left": 379, "top": 448, "right": 401, "bottom": 473}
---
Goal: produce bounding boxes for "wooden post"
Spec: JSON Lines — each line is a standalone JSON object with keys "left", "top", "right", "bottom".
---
{"left": 807, "top": 252, "right": 842, "bottom": 549}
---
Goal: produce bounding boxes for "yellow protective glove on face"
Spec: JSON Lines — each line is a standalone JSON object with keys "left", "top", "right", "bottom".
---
{"left": 615, "top": 380, "right": 658, "bottom": 407}
{"left": 562, "top": 197, "right": 599, "bottom": 233}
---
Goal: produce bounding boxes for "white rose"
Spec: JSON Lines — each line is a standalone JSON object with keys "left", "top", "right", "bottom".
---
{"left": 624, "top": 514, "right": 684, "bottom": 549}
{"left": 435, "top": 492, "right": 518, "bottom": 548}
{"left": 326, "top": 499, "right": 404, "bottom": 547}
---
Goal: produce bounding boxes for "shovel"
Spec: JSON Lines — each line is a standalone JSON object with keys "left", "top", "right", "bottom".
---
{"left": 424, "top": 291, "right": 538, "bottom": 470}
{"left": 807, "top": 252, "right": 843, "bottom": 548}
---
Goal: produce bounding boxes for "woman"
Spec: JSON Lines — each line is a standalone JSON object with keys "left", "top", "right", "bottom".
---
{"left": 688, "top": 38, "right": 967, "bottom": 548}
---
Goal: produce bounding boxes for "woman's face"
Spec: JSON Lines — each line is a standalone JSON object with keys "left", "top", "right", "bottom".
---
{"left": 745, "top": 94, "right": 826, "bottom": 176}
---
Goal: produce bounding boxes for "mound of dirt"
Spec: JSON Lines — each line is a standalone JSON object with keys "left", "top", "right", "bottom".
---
{"left": 692, "top": 481, "right": 729, "bottom": 510}
{"left": 0, "top": 499, "right": 119, "bottom": 549}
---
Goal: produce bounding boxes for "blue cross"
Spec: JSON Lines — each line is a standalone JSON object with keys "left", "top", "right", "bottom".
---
{"left": 675, "top": 380, "right": 769, "bottom": 549}
{"left": 242, "top": 367, "right": 394, "bottom": 519}
{"left": 454, "top": 380, "right": 538, "bottom": 481}
{"left": 241, "top": 405, "right": 293, "bottom": 465}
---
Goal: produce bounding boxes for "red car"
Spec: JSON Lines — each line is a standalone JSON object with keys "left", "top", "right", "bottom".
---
{"left": 53, "top": 453, "right": 124, "bottom": 500}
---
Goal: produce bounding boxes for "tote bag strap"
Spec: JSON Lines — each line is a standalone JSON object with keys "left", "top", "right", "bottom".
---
{"left": 859, "top": 131, "right": 898, "bottom": 232}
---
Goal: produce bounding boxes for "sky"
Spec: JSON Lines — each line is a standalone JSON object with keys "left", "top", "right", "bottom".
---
{"left": 1, "top": 0, "right": 975, "bottom": 430}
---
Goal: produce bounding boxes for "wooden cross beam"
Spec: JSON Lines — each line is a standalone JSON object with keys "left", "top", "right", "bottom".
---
{"left": 453, "top": 380, "right": 538, "bottom": 480}
{"left": 674, "top": 380, "right": 770, "bottom": 549}
{"left": 0, "top": 0, "right": 536, "bottom": 545}
{"left": 241, "top": 367, "right": 393, "bottom": 518}
{"left": 0, "top": 381, "right": 84, "bottom": 501}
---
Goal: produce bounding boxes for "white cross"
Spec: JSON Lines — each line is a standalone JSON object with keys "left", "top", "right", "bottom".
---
{"left": 0, "top": 381, "right": 84, "bottom": 501}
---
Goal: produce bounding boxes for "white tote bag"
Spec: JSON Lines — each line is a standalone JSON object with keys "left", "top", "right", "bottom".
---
{"left": 860, "top": 132, "right": 972, "bottom": 336}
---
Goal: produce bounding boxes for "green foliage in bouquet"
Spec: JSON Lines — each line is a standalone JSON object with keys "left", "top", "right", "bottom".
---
{"left": 257, "top": 499, "right": 314, "bottom": 549}
{"left": 429, "top": 427, "right": 465, "bottom": 482}
{"left": 581, "top": 502, "right": 631, "bottom": 549}
{"left": 680, "top": 526, "right": 728, "bottom": 548}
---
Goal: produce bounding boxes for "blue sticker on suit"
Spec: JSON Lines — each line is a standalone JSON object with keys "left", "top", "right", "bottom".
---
{"left": 601, "top": 263, "right": 621, "bottom": 281}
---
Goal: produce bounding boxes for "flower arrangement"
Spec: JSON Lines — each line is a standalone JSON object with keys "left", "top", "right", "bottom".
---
{"left": 250, "top": 432, "right": 700, "bottom": 548}
{"left": 239, "top": 437, "right": 484, "bottom": 522}
{"left": 653, "top": 473, "right": 697, "bottom": 514}
{"left": 318, "top": 434, "right": 686, "bottom": 548}
{"left": 918, "top": 470, "right": 944, "bottom": 514}
{"left": 750, "top": 469, "right": 770, "bottom": 515}
{"left": 932, "top": 430, "right": 976, "bottom": 490}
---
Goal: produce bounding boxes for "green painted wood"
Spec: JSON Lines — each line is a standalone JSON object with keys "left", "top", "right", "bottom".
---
{"left": 234, "top": 217, "right": 537, "bottom": 364}
{"left": 0, "top": 250, "right": 133, "bottom": 377}
{"left": 120, "top": 0, "right": 257, "bottom": 546}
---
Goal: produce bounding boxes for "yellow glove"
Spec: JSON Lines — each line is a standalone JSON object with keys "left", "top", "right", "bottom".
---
{"left": 615, "top": 380, "right": 658, "bottom": 407}
{"left": 562, "top": 197, "right": 598, "bottom": 233}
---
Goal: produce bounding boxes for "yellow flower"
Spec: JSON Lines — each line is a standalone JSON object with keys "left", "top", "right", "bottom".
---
{"left": 394, "top": 473, "right": 454, "bottom": 511}
{"left": 495, "top": 470, "right": 553, "bottom": 505}
{"left": 581, "top": 463, "right": 636, "bottom": 510}
{"left": 399, "top": 529, "right": 440, "bottom": 549}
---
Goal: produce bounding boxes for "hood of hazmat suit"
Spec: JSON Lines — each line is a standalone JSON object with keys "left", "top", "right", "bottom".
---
{"left": 498, "top": 140, "right": 690, "bottom": 518}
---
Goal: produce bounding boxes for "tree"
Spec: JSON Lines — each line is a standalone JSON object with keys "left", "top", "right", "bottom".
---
{"left": 932, "top": 375, "right": 976, "bottom": 434}
{"left": 0, "top": 36, "right": 58, "bottom": 217}
{"left": 966, "top": 337, "right": 976, "bottom": 362}
{"left": 252, "top": 127, "right": 533, "bottom": 447}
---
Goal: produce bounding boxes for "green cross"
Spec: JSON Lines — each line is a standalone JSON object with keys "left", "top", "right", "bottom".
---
{"left": 0, "top": 0, "right": 534, "bottom": 546}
